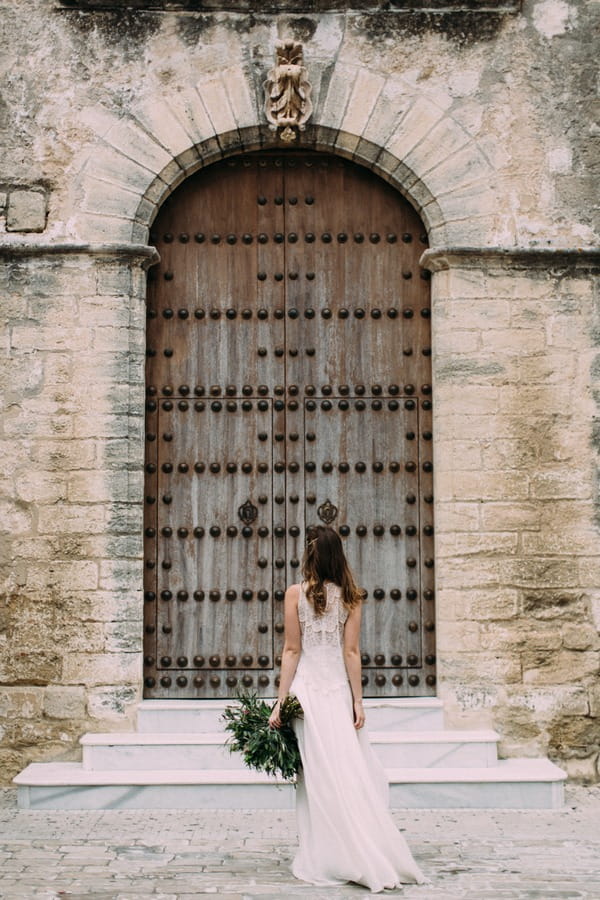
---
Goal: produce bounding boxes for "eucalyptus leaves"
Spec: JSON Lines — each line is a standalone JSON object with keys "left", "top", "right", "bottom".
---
{"left": 222, "top": 693, "right": 303, "bottom": 783}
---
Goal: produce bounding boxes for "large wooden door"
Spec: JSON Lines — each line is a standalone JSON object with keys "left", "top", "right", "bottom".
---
{"left": 143, "top": 152, "right": 435, "bottom": 699}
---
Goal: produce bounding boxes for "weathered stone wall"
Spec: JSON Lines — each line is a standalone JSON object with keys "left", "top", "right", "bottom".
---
{"left": 0, "top": 249, "right": 150, "bottom": 778}
{"left": 429, "top": 251, "right": 600, "bottom": 780}
{"left": 0, "top": 0, "right": 599, "bottom": 783}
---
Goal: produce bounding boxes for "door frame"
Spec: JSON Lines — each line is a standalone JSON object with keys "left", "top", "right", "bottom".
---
{"left": 142, "top": 147, "right": 436, "bottom": 700}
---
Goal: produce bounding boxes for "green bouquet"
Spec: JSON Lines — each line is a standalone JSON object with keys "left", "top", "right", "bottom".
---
{"left": 222, "top": 692, "right": 303, "bottom": 782}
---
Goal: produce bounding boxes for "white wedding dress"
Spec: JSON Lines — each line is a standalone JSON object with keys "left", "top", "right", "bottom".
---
{"left": 289, "top": 581, "right": 428, "bottom": 893}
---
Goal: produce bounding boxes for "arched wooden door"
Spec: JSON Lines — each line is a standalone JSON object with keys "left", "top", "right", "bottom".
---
{"left": 143, "top": 152, "right": 435, "bottom": 699}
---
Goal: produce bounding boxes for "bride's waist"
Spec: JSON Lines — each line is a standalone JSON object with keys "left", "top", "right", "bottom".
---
{"left": 297, "top": 648, "right": 347, "bottom": 668}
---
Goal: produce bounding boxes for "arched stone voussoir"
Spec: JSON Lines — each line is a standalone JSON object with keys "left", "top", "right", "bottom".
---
{"left": 74, "top": 59, "right": 497, "bottom": 248}
{"left": 131, "top": 123, "right": 446, "bottom": 245}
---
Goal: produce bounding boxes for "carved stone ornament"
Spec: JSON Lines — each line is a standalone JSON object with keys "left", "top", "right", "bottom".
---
{"left": 264, "top": 40, "right": 313, "bottom": 143}
{"left": 317, "top": 499, "right": 338, "bottom": 525}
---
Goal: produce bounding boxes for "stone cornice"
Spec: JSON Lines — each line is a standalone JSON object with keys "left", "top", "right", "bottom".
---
{"left": 0, "top": 241, "right": 160, "bottom": 269}
{"left": 421, "top": 246, "right": 600, "bottom": 272}
{"left": 58, "top": 1, "right": 521, "bottom": 10}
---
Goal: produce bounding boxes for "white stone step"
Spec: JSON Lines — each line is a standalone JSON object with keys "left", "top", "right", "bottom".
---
{"left": 135, "top": 697, "right": 445, "bottom": 733}
{"left": 81, "top": 728, "right": 500, "bottom": 771}
{"left": 14, "top": 758, "right": 566, "bottom": 810}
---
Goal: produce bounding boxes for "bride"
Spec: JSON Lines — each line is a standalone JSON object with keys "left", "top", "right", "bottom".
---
{"left": 269, "top": 524, "right": 429, "bottom": 893}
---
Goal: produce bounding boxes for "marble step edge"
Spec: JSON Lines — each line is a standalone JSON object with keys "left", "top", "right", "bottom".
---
{"left": 14, "top": 758, "right": 566, "bottom": 787}
{"left": 80, "top": 728, "right": 500, "bottom": 747}
{"left": 136, "top": 698, "right": 445, "bottom": 711}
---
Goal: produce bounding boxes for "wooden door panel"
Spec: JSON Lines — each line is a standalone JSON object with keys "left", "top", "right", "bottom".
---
{"left": 303, "top": 400, "right": 422, "bottom": 691}
{"left": 143, "top": 152, "right": 435, "bottom": 699}
{"left": 155, "top": 401, "right": 274, "bottom": 673}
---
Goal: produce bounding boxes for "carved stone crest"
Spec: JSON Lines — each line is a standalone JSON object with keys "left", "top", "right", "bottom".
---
{"left": 264, "top": 40, "right": 313, "bottom": 143}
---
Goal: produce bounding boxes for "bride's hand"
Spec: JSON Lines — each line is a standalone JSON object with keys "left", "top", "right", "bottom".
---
{"left": 268, "top": 699, "right": 282, "bottom": 729}
{"left": 353, "top": 699, "right": 365, "bottom": 730}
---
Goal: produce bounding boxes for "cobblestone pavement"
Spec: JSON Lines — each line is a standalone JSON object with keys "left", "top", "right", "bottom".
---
{"left": 0, "top": 786, "right": 599, "bottom": 900}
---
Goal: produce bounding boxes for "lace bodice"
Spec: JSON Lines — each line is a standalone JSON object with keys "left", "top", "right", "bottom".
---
{"left": 298, "top": 581, "right": 349, "bottom": 651}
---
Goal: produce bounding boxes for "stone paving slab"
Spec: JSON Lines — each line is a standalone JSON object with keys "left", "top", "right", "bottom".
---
{"left": 0, "top": 787, "right": 599, "bottom": 899}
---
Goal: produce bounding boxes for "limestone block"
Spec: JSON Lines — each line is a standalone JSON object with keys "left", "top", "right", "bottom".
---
{"left": 522, "top": 649, "right": 599, "bottom": 685}
{"left": 434, "top": 501, "right": 480, "bottom": 532}
{"left": 87, "top": 685, "right": 138, "bottom": 721}
{"left": 435, "top": 532, "right": 518, "bottom": 558}
{"left": 561, "top": 623, "right": 600, "bottom": 651}
{"left": 10, "top": 321, "right": 91, "bottom": 353}
{"left": 482, "top": 623, "right": 562, "bottom": 652}
{"left": 42, "top": 686, "right": 86, "bottom": 719}
{"left": 6, "top": 189, "right": 47, "bottom": 233}
{"left": 79, "top": 297, "right": 132, "bottom": 329}
{"left": 167, "top": 87, "right": 214, "bottom": 146}
{"left": 386, "top": 98, "right": 446, "bottom": 164}
{"left": 522, "top": 530, "right": 600, "bottom": 557}
{"left": 67, "top": 471, "right": 129, "bottom": 504}
{"left": 0, "top": 500, "right": 32, "bottom": 535}
{"left": 442, "top": 470, "right": 530, "bottom": 502}
{"left": 37, "top": 504, "right": 106, "bottom": 535}
{"left": 77, "top": 212, "right": 144, "bottom": 244}
{"left": 481, "top": 327, "right": 547, "bottom": 354}
{"left": 480, "top": 503, "right": 541, "bottom": 531}
{"left": 437, "top": 298, "right": 511, "bottom": 330}
{"left": 340, "top": 68, "right": 385, "bottom": 143}
{"left": 440, "top": 651, "right": 523, "bottom": 685}
{"left": 440, "top": 557, "right": 503, "bottom": 589}
{"left": 466, "top": 589, "right": 520, "bottom": 621}
{"left": 481, "top": 440, "right": 538, "bottom": 471}
{"left": 0, "top": 650, "right": 62, "bottom": 685}
{"left": 222, "top": 66, "right": 258, "bottom": 131}
{"left": 62, "top": 652, "right": 140, "bottom": 686}
{"left": 106, "top": 503, "right": 144, "bottom": 535}
{"left": 436, "top": 621, "right": 482, "bottom": 653}
{"left": 360, "top": 78, "right": 411, "bottom": 149}
{"left": 104, "top": 118, "right": 173, "bottom": 175}
{"left": 134, "top": 95, "right": 199, "bottom": 159}
{"left": 590, "top": 592, "right": 600, "bottom": 632}
{"left": 15, "top": 471, "right": 67, "bottom": 504}
{"left": 433, "top": 588, "right": 470, "bottom": 622}
{"left": 560, "top": 755, "right": 599, "bottom": 782}
{"left": 56, "top": 590, "right": 138, "bottom": 624}
{"left": 72, "top": 414, "right": 131, "bottom": 439}
{"left": 433, "top": 330, "right": 481, "bottom": 355}
{"left": 24, "top": 560, "right": 99, "bottom": 592}
{"left": 89, "top": 146, "right": 156, "bottom": 196}
{"left": 99, "top": 559, "right": 143, "bottom": 592}
{"left": 530, "top": 471, "right": 592, "bottom": 500}
{"left": 507, "top": 686, "right": 590, "bottom": 718}
{"left": 104, "top": 619, "right": 142, "bottom": 653}
{"left": 0, "top": 687, "right": 44, "bottom": 718}
{"left": 504, "top": 558, "right": 579, "bottom": 589}
{"left": 521, "top": 589, "right": 587, "bottom": 621}
{"left": 499, "top": 385, "right": 574, "bottom": 418}
{"left": 434, "top": 441, "right": 482, "bottom": 472}
{"left": 198, "top": 76, "right": 237, "bottom": 138}
{"left": 319, "top": 64, "right": 358, "bottom": 132}
{"left": 405, "top": 118, "right": 472, "bottom": 183}
{"left": 590, "top": 683, "right": 600, "bottom": 718}
{"left": 427, "top": 144, "right": 493, "bottom": 196}
{"left": 82, "top": 177, "right": 142, "bottom": 220}
{"left": 435, "top": 384, "right": 501, "bottom": 414}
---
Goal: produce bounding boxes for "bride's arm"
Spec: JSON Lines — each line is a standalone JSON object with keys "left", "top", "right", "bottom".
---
{"left": 343, "top": 602, "right": 365, "bottom": 729}
{"left": 268, "top": 584, "right": 301, "bottom": 727}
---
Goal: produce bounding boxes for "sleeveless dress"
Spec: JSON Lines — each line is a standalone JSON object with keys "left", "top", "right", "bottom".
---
{"left": 289, "top": 581, "right": 428, "bottom": 893}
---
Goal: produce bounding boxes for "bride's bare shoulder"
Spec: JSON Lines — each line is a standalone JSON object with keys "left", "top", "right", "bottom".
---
{"left": 286, "top": 583, "right": 301, "bottom": 599}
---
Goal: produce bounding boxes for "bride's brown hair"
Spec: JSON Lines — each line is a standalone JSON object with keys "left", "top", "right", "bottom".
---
{"left": 302, "top": 525, "right": 363, "bottom": 615}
